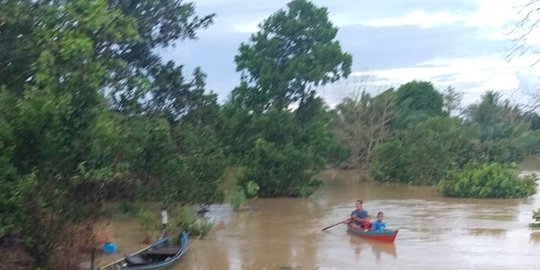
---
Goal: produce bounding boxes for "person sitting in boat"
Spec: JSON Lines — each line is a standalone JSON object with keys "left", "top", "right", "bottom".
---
{"left": 350, "top": 199, "right": 368, "bottom": 228}
{"left": 161, "top": 206, "right": 169, "bottom": 237}
{"left": 362, "top": 215, "right": 373, "bottom": 231}
{"left": 371, "top": 212, "right": 386, "bottom": 231}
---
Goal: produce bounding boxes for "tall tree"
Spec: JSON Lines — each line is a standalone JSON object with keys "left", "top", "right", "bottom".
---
{"left": 442, "top": 86, "right": 463, "bottom": 117}
{"left": 393, "top": 81, "right": 444, "bottom": 129}
{"left": 231, "top": 0, "right": 352, "bottom": 113}
{"left": 103, "top": 0, "right": 215, "bottom": 114}
{"left": 332, "top": 89, "right": 395, "bottom": 167}
{"left": 228, "top": 0, "right": 351, "bottom": 197}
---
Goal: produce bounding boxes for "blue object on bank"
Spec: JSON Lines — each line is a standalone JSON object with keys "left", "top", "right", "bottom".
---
{"left": 102, "top": 242, "right": 117, "bottom": 253}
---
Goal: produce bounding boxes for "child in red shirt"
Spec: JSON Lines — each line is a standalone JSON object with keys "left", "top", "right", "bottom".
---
{"left": 362, "top": 215, "right": 372, "bottom": 231}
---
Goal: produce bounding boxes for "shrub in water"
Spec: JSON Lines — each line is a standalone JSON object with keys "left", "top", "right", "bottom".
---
{"left": 173, "top": 207, "right": 213, "bottom": 237}
{"left": 438, "top": 163, "right": 537, "bottom": 198}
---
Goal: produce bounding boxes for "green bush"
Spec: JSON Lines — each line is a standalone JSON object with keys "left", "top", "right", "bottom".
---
{"left": 136, "top": 209, "right": 159, "bottom": 232}
{"left": 227, "top": 181, "right": 259, "bottom": 211}
{"left": 438, "top": 163, "right": 537, "bottom": 198}
{"left": 119, "top": 201, "right": 141, "bottom": 215}
{"left": 242, "top": 137, "right": 323, "bottom": 197}
{"left": 173, "top": 207, "right": 213, "bottom": 236}
{"left": 533, "top": 209, "right": 540, "bottom": 221}
{"left": 370, "top": 117, "right": 477, "bottom": 184}
{"left": 245, "top": 181, "right": 260, "bottom": 197}
{"left": 136, "top": 209, "right": 160, "bottom": 243}
{"left": 228, "top": 186, "right": 247, "bottom": 211}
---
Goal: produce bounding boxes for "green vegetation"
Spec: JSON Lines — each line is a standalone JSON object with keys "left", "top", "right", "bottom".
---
{"left": 334, "top": 83, "right": 539, "bottom": 198}
{"left": 332, "top": 90, "right": 394, "bottom": 167}
{"left": 228, "top": 186, "right": 247, "bottom": 211}
{"left": 438, "top": 163, "right": 537, "bottom": 198}
{"left": 1, "top": 0, "right": 539, "bottom": 268}
{"left": 532, "top": 209, "right": 540, "bottom": 227}
{"left": 225, "top": 0, "right": 352, "bottom": 197}
{"left": 370, "top": 116, "right": 476, "bottom": 184}
{"left": 534, "top": 209, "right": 540, "bottom": 221}
{"left": 0, "top": 0, "right": 221, "bottom": 269}
{"left": 173, "top": 207, "right": 213, "bottom": 236}
{"left": 393, "top": 81, "right": 445, "bottom": 129}
{"left": 228, "top": 181, "right": 259, "bottom": 211}
{"left": 136, "top": 209, "right": 160, "bottom": 243}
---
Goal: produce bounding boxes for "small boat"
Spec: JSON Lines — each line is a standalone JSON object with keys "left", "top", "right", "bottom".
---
{"left": 99, "top": 231, "right": 189, "bottom": 270}
{"left": 347, "top": 223, "right": 398, "bottom": 243}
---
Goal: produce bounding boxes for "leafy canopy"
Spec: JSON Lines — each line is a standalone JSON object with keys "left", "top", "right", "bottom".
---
{"left": 232, "top": 0, "right": 352, "bottom": 113}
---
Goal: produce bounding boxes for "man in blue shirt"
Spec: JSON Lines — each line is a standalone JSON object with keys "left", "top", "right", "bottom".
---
{"left": 350, "top": 200, "right": 368, "bottom": 227}
{"left": 372, "top": 212, "right": 386, "bottom": 231}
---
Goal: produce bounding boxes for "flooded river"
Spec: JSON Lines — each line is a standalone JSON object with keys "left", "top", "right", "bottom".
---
{"left": 171, "top": 169, "right": 540, "bottom": 270}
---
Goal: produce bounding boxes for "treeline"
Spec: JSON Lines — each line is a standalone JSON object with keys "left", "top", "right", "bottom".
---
{"left": 332, "top": 81, "right": 540, "bottom": 198}
{"left": 1, "top": 0, "right": 539, "bottom": 268}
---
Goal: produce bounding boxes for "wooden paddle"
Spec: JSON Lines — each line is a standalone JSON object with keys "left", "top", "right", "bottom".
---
{"left": 322, "top": 219, "right": 351, "bottom": 231}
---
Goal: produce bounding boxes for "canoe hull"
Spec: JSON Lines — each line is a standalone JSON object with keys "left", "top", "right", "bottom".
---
{"left": 100, "top": 231, "right": 189, "bottom": 270}
{"left": 347, "top": 224, "right": 398, "bottom": 243}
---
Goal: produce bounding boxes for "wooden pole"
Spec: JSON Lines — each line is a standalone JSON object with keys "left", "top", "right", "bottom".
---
{"left": 322, "top": 219, "right": 350, "bottom": 231}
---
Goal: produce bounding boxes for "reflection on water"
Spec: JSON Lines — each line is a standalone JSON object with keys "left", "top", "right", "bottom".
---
{"left": 466, "top": 228, "right": 506, "bottom": 237}
{"left": 529, "top": 229, "right": 540, "bottom": 244}
{"left": 348, "top": 234, "right": 397, "bottom": 260}
{"left": 167, "top": 168, "right": 540, "bottom": 269}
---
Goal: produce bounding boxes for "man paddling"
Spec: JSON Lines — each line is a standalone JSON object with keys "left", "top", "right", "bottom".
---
{"left": 321, "top": 199, "right": 370, "bottom": 231}
{"left": 349, "top": 199, "right": 368, "bottom": 228}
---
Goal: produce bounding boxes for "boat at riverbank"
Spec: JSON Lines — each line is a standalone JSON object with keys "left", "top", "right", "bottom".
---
{"left": 99, "top": 231, "right": 189, "bottom": 270}
{"left": 347, "top": 223, "right": 398, "bottom": 243}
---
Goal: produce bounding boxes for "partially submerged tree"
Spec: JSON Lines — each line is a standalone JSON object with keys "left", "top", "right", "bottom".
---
{"left": 227, "top": 0, "right": 352, "bottom": 196}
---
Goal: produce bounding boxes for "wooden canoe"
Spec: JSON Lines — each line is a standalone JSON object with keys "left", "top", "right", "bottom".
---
{"left": 99, "top": 231, "right": 189, "bottom": 270}
{"left": 347, "top": 223, "right": 398, "bottom": 243}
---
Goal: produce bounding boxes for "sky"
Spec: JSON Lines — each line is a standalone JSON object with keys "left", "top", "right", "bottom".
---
{"left": 161, "top": 0, "right": 540, "bottom": 107}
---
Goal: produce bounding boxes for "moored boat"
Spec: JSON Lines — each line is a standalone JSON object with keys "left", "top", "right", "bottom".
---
{"left": 347, "top": 223, "right": 398, "bottom": 243}
{"left": 98, "top": 231, "right": 189, "bottom": 270}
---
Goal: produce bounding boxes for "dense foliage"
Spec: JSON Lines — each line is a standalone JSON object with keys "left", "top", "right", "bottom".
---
{"left": 533, "top": 209, "right": 540, "bottom": 222}
{"left": 226, "top": 0, "right": 352, "bottom": 197}
{"left": 370, "top": 117, "right": 478, "bottom": 184}
{"left": 0, "top": 0, "right": 222, "bottom": 269}
{"left": 1, "top": 0, "right": 539, "bottom": 268}
{"left": 362, "top": 87, "right": 540, "bottom": 192}
{"left": 393, "top": 81, "right": 445, "bottom": 129}
{"left": 438, "top": 163, "right": 537, "bottom": 198}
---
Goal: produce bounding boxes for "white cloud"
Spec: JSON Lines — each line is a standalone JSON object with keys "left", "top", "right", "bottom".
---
{"left": 331, "top": 54, "right": 540, "bottom": 106}
{"left": 466, "top": 0, "right": 518, "bottom": 28}
{"left": 361, "top": 9, "right": 467, "bottom": 29}
{"left": 344, "top": 0, "right": 528, "bottom": 36}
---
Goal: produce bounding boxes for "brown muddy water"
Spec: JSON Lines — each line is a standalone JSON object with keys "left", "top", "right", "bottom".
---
{"left": 102, "top": 167, "right": 540, "bottom": 270}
